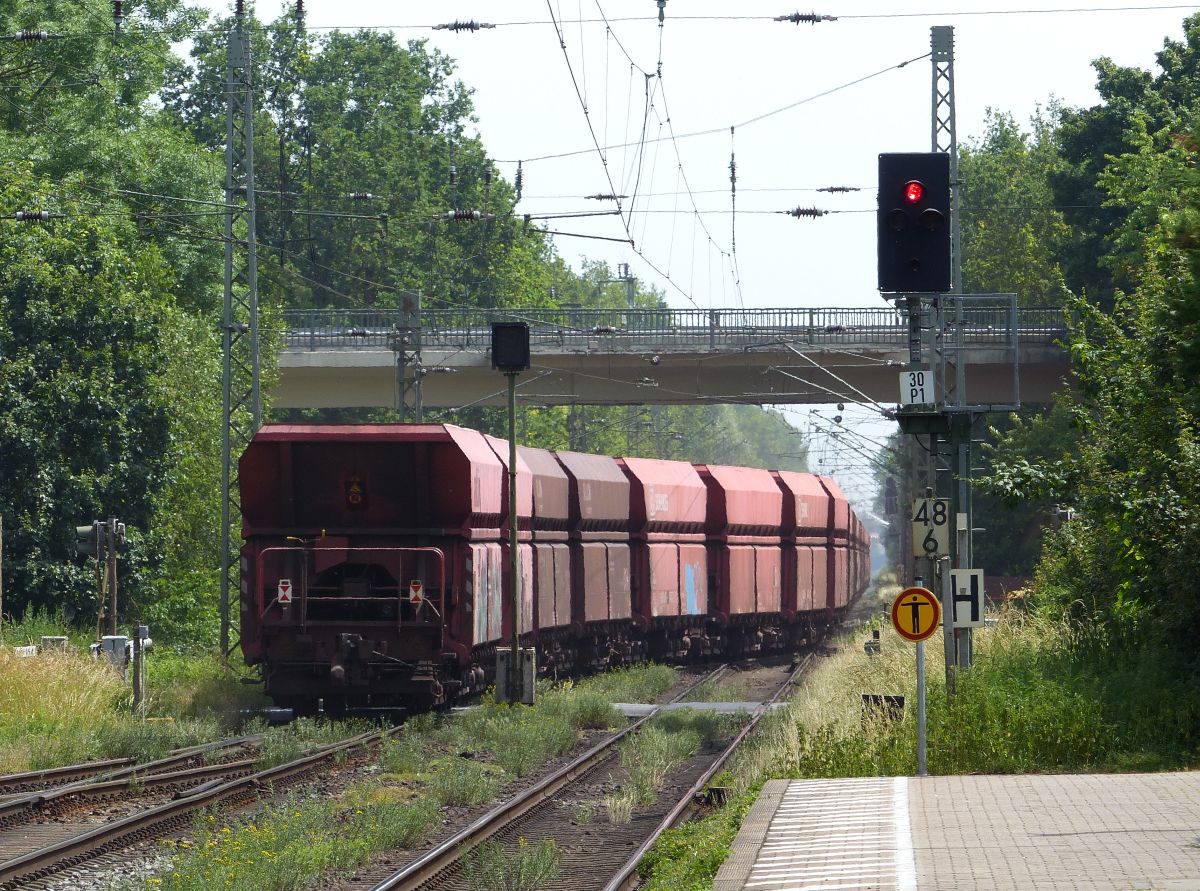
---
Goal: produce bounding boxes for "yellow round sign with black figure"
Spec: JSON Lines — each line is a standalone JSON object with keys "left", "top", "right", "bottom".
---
{"left": 891, "top": 586, "right": 940, "bottom": 642}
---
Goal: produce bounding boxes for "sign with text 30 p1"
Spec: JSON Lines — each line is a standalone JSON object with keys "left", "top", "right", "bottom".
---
{"left": 950, "top": 569, "right": 986, "bottom": 628}
{"left": 911, "top": 498, "right": 950, "bottom": 557}
{"left": 899, "top": 369, "right": 933, "bottom": 406}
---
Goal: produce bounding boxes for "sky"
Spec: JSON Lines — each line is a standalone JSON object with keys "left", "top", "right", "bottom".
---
{"left": 193, "top": 1, "right": 1197, "bottom": 507}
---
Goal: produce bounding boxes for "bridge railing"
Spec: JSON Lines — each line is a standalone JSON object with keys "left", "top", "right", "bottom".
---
{"left": 283, "top": 305, "right": 1068, "bottom": 352}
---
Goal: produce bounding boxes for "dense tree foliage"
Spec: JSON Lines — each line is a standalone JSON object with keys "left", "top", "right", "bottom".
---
{"left": 976, "top": 14, "right": 1200, "bottom": 653}
{"left": 958, "top": 108, "right": 1072, "bottom": 305}
{"left": 0, "top": 1, "right": 225, "bottom": 637}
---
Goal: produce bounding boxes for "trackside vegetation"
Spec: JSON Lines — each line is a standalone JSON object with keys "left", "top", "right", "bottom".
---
{"left": 132, "top": 665, "right": 677, "bottom": 891}
{"left": 0, "top": 614, "right": 270, "bottom": 771}
{"left": 637, "top": 578, "right": 1200, "bottom": 890}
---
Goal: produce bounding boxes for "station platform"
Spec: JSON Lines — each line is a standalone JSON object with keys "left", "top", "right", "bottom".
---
{"left": 713, "top": 772, "right": 1200, "bottom": 891}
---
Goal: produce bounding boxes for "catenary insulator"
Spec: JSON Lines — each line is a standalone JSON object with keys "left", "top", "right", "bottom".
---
{"left": 447, "top": 209, "right": 482, "bottom": 221}
{"left": 15, "top": 210, "right": 50, "bottom": 222}
{"left": 15, "top": 31, "right": 53, "bottom": 41}
{"left": 347, "top": 192, "right": 375, "bottom": 201}
{"left": 433, "top": 20, "right": 495, "bottom": 32}
{"left": 515, "top": 161, "right": 524, "bottom": 201}
{"left": 774, "top": 12, "right": 837, "bottom": 24}
{"left": 787, "top": 206, "right": 828, "bottom": 219}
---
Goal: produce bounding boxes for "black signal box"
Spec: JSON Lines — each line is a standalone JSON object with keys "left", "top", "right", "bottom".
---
{"left": 491, "top": 322, "right": 530, "bottom": 372}
{"left": 877, "top": 152, "right": 951, "bottom": 293}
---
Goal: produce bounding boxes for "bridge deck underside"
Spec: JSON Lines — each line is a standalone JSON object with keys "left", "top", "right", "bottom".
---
{"left": 275, "top": 345, "right": 1070, "bottom": 409}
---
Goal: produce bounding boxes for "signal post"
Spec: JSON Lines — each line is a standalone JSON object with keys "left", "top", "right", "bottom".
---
{"left": 891, "top": 585, "right": 940, "bottom": 776}
{"left": 879, "top": 27, "right": 1019, "bottom": 685}
{"left": 491, "top": 321, "right": 536, "bottom": 705}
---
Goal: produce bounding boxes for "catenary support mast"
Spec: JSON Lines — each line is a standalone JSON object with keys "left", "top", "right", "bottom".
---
{"left": 220, "top": 0, "right": 261, "bottom": 657}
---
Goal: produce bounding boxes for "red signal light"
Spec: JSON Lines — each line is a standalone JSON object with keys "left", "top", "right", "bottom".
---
{"left": 904, "top": 180, "right": 924, "bottom": 203}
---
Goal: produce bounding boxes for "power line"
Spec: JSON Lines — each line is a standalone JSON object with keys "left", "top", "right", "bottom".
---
{"left": 499, "top": 53, "right": 929, "bottom": 164}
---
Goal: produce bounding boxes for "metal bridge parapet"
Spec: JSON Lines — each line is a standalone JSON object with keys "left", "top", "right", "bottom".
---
{"left": 282, "top": 304, "right": 1068, "bottom": 355}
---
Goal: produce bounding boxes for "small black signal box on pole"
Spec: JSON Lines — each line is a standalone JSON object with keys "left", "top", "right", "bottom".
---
{"left": 490, "top": 322, "right": 530, "bottom": 372}
{"left": 877, "top": 152, "right": 951, "bottom": 293}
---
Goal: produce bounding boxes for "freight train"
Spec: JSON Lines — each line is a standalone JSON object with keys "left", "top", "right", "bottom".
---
{"left": 238, "top": 424, "right": 870, "bottom": 714}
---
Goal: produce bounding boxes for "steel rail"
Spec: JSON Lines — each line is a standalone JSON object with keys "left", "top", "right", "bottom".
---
{"left": 367, "top": 664, "right": 729, "bottom": 891}
{"left": 0, "top": 758, "right": 263, "bottom": 826}
{"left": 0, "top": 727, "right": 400, "bottom": 888}
{"left": 601, "top": 653, "right": 816, "bottom": 891}
{"left": 0, "top": 733, "right": 263, "bottom": 797}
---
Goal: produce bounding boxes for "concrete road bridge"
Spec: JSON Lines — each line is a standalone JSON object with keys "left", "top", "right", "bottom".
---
{"left": 275, "top": 304, "right": 1071, "bottom": 410}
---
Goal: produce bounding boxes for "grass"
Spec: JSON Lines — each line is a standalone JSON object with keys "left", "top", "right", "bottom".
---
{"left": 579, "top": 663, "right": 678, "bottom": 703}
{"left": 426, "top": 757, "right": 506, "bottom": 806}
{"left": 682, "top": 673, "right": 751, "bottom": 703}
{"left": 0, "top": 612, "right": 267, "bottom": 772}
{"left": 140, "top": 793, "right": 440, "bottom": 891}
{"left": 0, "top": 645, "right": 223, "bottom": 771}
{"left": 250, "top": 717, "right": 375, "bottom": 768}
{"left": 606, "top": 708, "right": 746, "bottom": 822}
{"left": 463, "top": 838, "right": 562, "bottom": 891}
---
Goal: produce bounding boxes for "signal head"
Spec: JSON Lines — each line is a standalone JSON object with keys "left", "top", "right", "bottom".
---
{"left": 904, "top": 181, "right": 925, "bottom": 203}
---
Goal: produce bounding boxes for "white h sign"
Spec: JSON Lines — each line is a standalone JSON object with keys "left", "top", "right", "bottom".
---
{"left": 950, "top": 569, "right": 985, "bottom": 628}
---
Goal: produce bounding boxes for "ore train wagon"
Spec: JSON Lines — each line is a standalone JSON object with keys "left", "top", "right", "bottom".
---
{"left": 238, "top": 424, "right": 870, "bottom": 714}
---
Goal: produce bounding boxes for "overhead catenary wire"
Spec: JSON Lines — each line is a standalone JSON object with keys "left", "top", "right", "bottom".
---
{"left": 496, "top": 52, "right": 930, "bottom": 165}
{"left": 34, "top": 5, "right": 1198, "bottom": 40}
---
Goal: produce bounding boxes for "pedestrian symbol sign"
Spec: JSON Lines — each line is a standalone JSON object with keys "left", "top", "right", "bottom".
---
{"left": 408, "top": 580, "right": 423, "bottom": 604}
{"left": 891, "top": 586, "right": 940, "bottom": 642}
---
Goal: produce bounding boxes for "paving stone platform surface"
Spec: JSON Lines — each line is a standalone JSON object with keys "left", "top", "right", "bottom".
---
{"left": 714, "top": 772, "right": 1200, "bottom": 890}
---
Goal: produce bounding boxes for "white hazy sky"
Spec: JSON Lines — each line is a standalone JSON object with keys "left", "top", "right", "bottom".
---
{"left": 194, "top": 1, "right": 1195, "bottom": 504}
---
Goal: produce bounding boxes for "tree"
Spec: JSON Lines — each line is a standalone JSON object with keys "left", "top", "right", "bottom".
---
{"left": 958, "top": 108, "right": 1072, "bottom": 305}
{"left": 0, "top": 170, "right": 188, "bottom": 623}
{"left": 164, "top": 16, "right": 557, "bottom": 314}
{"left": 1050, "top": 13, "right": 1200, "bottom": 310}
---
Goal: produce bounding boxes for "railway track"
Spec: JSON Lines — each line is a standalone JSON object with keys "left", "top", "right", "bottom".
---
{"left": 0, "top": 734, "right": 263, "bottom": 800}
{"left": 0, "top": 726, "right": 401, "bottom": 890}
{"left": 355, "top": 656, "right": 811, "bottom": 891}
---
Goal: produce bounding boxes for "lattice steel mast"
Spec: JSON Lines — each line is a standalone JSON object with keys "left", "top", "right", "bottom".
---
{"left": 220, "top": 0, "right": 260, "bottom": 657}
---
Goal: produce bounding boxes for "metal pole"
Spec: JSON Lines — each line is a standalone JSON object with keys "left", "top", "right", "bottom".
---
{"left": 957, "top": 435, "right": 972, "bottom": 667}
{"left": 507, "top": 371, "right": 520, "bottom": 703}
{"left": 940, "top": 557, "right": 955, "bottom": 695}
{"left": 131, "top": 625, "right": 144, "bottom": 717}
{"left": 916, "top": 640, "right": 927, "bottom": 776}
{"left": 107, "top": 517, "right": 118, "bottom": 636}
